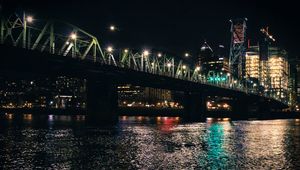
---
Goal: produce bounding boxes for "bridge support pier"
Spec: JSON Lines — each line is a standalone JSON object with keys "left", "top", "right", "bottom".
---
{"left": 231, "top": 98, "right": 250, "bottom": 119}
{"left": 183, "top": 92, "right": 206, "bottom": 121}
{"left": 86, "top": 78, "right": 118, "bottom": 124}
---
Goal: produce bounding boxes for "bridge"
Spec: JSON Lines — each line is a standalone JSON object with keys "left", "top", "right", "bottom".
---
{"left": 0, "top": 13, "right": 288, "bottom": 122}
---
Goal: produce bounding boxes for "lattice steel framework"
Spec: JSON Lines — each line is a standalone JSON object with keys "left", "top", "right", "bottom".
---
{"left": 0, "top": 13, "right": 287, "bottom": 104}
{"left": 229, "top": 18, "right": 247, "bottom": 79}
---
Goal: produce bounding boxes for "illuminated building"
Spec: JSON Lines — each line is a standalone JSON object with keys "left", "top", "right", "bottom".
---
{"left": 245, "top": 46, "right": 289, "bottom": 100}
{"left": 199, "top": 42, "right": 229, "bottom": 79}
{"left": 0, "top": 77, "right": 86, "bottom": 109}
{"left": 245, "top": 47, "right": 260, "bottom": 79}
{"left": 118, "top": 84, "right": 174, "bottom": 107}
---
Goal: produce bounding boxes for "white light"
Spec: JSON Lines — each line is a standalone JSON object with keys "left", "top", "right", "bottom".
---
{"left": 26, "top": 16, "right": 33, "bottom": 23}
{"left": 143, "top": 50, "right": 149, "bottom": 56}
{"left": 70, "top": 33, "right": 77, "bottom": 40}
{"left": 184, "top": 53, "right": 189, "bottom": 57}
{"left": 196, "top": 66, "right": 200, "bottom": 71}
{"left": 107, "top": 46, "right": 113, "bottom": 52}
{"left": 66, "top": 41, "right": 70, "bottom": 45}
{"left": 110, "top": 25, "right": 115, "bottom": 31}
{"left": 182, "top": 65, "right": 186, "bottom": 69}
{"left": 124, "top": 49, "right": 129, "bottom": 53}
{"left": 227, "top": 73, "right": 231, "bottom": 76}
{"left": 167, "top": 63, "right": 172, "bottom": 67}
{"left": 157, "top": 53, "right": 162, "bottom": 57}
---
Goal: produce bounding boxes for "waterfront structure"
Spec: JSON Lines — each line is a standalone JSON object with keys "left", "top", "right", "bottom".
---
{"left": 118, "top": 85, "right": 174, "bottom": 107}
{"left": 0, "top": 77, "right": 86, "bottom": 109}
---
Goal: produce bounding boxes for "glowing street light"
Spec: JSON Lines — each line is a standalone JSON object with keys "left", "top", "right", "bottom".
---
{"left": 143, "top": 50, "right": 149, "bottom": 56}
{"left": 106, "top": 46, "right": 113, "bottom": 53}
{"left": 70, "top": 33, "right": 77, "bottom": 40}
{"left": 26, "top": 16, "right": 33, "bottom": 23}
{"left": 109, "top": 25, "right": 116, "bottom": 31}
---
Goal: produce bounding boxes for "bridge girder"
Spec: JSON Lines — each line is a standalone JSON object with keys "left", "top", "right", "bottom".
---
{"left": 0, "top": 12, "right": 288, "bottom": 106}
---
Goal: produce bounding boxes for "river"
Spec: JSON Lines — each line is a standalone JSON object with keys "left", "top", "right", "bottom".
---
{"left": 1, "top": 114, "right": 300, "bottom": 169}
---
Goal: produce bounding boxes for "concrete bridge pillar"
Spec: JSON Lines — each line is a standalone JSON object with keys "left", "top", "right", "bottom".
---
{"left": 86, "top": 78, "right": 118, "bottom": 124}
{"left": 231, "top": 98, "right": 250, "bottom": 119}
{"left": 183, "top": 92, "right": 206, "bottom": 121}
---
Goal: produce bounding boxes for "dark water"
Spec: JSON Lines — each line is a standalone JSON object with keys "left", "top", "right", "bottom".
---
{"left": 1, "top": 114, "right": 300, "bottom": 169}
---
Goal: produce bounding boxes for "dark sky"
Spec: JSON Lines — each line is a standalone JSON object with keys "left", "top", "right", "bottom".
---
{"left": 1, "top": 0, "right": 299, "bottom": 58}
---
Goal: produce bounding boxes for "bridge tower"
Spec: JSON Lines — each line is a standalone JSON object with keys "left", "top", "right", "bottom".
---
{"left": 229, "top": 18, "right": 247, "bottom": 79}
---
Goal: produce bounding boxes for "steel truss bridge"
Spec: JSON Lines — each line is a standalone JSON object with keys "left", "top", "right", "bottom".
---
{"left": 0, "top": 13, "right": 288, "bottom": 106}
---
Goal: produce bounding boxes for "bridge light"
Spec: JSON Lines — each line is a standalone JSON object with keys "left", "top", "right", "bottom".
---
{"left": 107, "top": 46, "right": 113, "bottom": 53}
{"left": 227, "top": 73, "right": 231, "bottom": 76}
{"left": 109, "top": 25, "right": 116, "bottom": 31}
{"left": 167, "top": 63, "right": 172, "bottom": 68}
{"left": 184, "top": 53, "right": 189, "bottom": 57}
{"left": 70, "top": 33, "right": 77, "bottom": 40}
{"left": 124, "top": 49, "right": 129, "bottom": 53}
{"left": 182, "top": 65, "right": 187, "bottom": 69}
{"left": 157, "top": 53, "right": 162, "bottom": 57}
{"left": 196, "top": 66, "right": 200, "bottom": 71}
{"left": 143, "top": 50, "right": 149, "bottom": 56}
{"left": 26, "top": 16, "right": 33, "bottom": 23}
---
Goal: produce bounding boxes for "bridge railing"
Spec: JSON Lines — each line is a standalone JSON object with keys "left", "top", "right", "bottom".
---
{"left": 0, "top": 13, "right": 288, "bottom": 105}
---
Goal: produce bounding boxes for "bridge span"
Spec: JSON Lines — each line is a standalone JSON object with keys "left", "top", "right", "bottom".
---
{"left": 0, "top": 13, "right": 288, "bottom": 122}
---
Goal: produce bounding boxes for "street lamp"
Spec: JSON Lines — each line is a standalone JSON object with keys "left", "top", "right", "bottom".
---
{"left": 109, "top": 25, "right": 116, "bottom": 31}
{"left": 26, "top": 16, "right": 33, "bottom": 23}
{"left": 70, "top": 33, "right": 77, "bottom": 40}
{"left": 143, "top": 50, "right": 149, "bottom": 56}
{"left": 107, "top": 46, "right": 113, "bottom": 53}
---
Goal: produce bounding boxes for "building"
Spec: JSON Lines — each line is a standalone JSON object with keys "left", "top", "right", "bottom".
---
{"left": 0, "top": 77, "right": 87, "bottom": 109}
{"left": 118, "top": 84, "right": 174, "bottom": 107}
{"left": 198, "top": 42, "right": 229, "bottom": 83}
{"left": 245, "top": 46, "right": 289, "bottom": 101}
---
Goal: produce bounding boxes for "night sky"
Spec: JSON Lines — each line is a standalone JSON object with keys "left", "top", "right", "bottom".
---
{"left": 1, "top": 0, "right": 299, "bottom": 59}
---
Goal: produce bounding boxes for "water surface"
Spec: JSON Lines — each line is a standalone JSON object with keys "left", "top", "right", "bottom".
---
{"left": 1, "top": 114, "right": 300, "bottom": 169}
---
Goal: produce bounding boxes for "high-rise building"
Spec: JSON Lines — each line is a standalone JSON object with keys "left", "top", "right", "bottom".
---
{"left": 245, "top": 46, "right": 289, "bottom": 101}
{"left": 199, "top": 42, "right": 229, "bottom": 76}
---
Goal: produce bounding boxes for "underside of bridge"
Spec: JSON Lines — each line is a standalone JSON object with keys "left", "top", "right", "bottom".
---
{"left": 0, "top": 45, "right": 289, "bottom": 122}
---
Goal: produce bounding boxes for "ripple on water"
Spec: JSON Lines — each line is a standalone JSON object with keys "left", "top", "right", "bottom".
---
{"left": 1, "top": 117, "right": 300, "bottom": 169}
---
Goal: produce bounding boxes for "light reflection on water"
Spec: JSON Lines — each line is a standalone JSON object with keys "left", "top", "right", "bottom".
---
{"left": 0, "top": 114, "right": 300, "bottom": 169}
